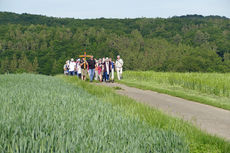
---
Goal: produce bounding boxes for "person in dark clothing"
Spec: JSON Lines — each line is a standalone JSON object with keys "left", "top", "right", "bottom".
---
{"left": 87, "top": 56, "right": 96, "bottom": 82}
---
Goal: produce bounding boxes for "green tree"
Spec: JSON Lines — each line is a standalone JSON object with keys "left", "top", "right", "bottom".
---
{"left": 0, "top": 12, "right": 230, "bottom": 73}
{"left": 32, "top": 57, "right": 39, "bottom": 73}
{"left": 173, "top": 34, "right": 182, "bottom": 45}
{"left": 0, "top": 43, "right": 2, "bottom": 52}
{"left": 193, "top": 30, "right": 209, "bottom": 46}
{"left": 51, "top": 60, "right": 59, "bottom": 75}
{"left": 18, "top": 53, "right": 33, "bottom": 73}
{"left": 9, "top": 54, "right": 18, "bottom": 73}
{"left": 0, "top": 57, "right": 9, "bottom": 74}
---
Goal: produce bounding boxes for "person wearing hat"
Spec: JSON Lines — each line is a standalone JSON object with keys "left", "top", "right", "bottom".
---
{"left": 115, "top": 55, "right": 123, "bottom": 80}
{"left": 69, "top": 58, "right": 76, "bottom": 76}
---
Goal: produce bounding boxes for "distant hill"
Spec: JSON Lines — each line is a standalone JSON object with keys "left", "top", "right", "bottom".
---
{"left": 0, "top": 12, "right": 230, "bottom": 74}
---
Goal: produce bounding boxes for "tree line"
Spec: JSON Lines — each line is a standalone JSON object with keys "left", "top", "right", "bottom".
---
{"left": 0, "top": 12, "right": 230, "bottom": 75}
{"left": 0, "top": 53, "right": 38, "bottom": 74}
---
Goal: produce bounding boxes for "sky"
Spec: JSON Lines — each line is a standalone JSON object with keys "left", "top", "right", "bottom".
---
{"left": 0, "top": 0, "right": 229, "bottom": 19}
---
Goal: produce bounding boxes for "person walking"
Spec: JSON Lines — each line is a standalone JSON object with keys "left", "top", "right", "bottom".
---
{"left": 98, "top": 58, "right": 103, "bottom": 82}
{"left": 69, "top": 58, "right": 76, "bottom": 76}
{"left": 115, "top": 55, "right": 123, "bottom": 80}
{"left": 110, "top": 58, "right": 115, "bottom": 83}
{"left": 74, "top": 59, "right": 78, "bottom": 76}
{"left": 76, "top": 59, "right": 81, "bottom": 79}
{"left": 102, "top": 57, "right": 106, "bottom": 82}
{"left": 80, "top": 58, "right": 88, "bottom": 81}
{"left": 94, "top": 60, "right": 99, "bottom": 81}
{"left": 104, "top": 57, "right": 111, "bottom": 82}
{"left": 87, "top": 56, "right": 96, "bottom": 82}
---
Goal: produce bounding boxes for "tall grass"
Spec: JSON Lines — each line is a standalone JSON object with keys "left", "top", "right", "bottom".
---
{"left": 61, "top": 75, "right": 230, "bottom": 153}
{"left": 119, "top": 71, "right": 230, "bottom": 110}
{"left": 0, "top": 74, "right": 188, "bottom": 152}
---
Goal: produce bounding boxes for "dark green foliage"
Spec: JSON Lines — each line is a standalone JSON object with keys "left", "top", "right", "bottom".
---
{"left": 0, "top": 12, "right": 230, "bottom": 74}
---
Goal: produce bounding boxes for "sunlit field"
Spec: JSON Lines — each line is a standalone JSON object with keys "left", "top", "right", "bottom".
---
{"left": 0, "top": 74, "right": 189, "bottom": 152}
{"left": 0, "top": 74, "right": 229, "bottom": 152}
{"left": 120, "top": 71, "right": 230, "bottom": 110}
{"left": 61, "top": 75, "right": 230, "bottom": 153}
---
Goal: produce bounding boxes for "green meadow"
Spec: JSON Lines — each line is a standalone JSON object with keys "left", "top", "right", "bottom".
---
{"left": 119, "top": 71, "right": 230, "bottom": 110}
{"left": 0, "top": 74, "right": 229, "bottom": 152}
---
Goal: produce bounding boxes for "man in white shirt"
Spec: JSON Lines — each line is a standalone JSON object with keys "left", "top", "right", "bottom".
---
{"left": 115, "top": 55, "right": 123, "bottom": 80}
{"left": 69, "top": 58, "right": 76, "bottom": 76}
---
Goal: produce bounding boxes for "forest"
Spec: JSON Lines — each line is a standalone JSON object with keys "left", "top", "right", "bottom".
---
{"left": 0, "top": 12, "right": 230, "bottom": 75}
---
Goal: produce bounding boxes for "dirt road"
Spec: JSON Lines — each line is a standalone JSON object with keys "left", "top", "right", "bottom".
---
{"left": 102, "top": 83, "right": 230, "bottom": 141}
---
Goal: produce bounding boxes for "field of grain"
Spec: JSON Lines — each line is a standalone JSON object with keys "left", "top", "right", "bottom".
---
{"left": 120, "top": 71, "right": 230, "bottom": 110}
{"left": 0, "top": 74, "right": 189, "bottom": 152}
{"left": 62, "top": 75, "right": 230, "bottom": 153}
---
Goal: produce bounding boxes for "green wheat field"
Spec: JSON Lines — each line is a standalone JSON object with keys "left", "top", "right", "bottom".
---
{"left": 0, "top": 73, "right": 230, "bottom": 152}
{"left": 120, "top": 71, "right": 230, "bottom": 110}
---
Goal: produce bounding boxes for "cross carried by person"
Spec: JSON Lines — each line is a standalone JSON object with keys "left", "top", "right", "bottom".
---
{"left": 79, "top": 51, "right": 92, "bottom": 69}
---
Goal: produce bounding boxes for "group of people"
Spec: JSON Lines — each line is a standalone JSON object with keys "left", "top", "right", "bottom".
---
{"left": 63, "top": 55, "right": 124, "bottom": 82}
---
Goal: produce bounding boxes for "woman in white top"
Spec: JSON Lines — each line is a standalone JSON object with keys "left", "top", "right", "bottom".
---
{"left": 115, "top": 55, "right": 123, "bottom": 80}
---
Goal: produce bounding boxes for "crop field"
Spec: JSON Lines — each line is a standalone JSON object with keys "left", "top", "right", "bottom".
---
{"left": 1, "top": 74, "right": 230, "bottom": 153}
{"left": 62, "top": 75, "right": 230, "bottom": 153}
{"left": 0, "top": 74, "right": 189, "bottom": 152}
{"left": 120, "top": 71, "right": 230, "bottom": 110}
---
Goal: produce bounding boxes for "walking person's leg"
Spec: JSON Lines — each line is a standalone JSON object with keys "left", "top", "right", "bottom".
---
{"left": 100, "top": 73, "right": 102, "bottom": 82}
{"left": 93, "top": 69, "right": 95, "bottom": 81}
{"left": 89, "top": 69, "right": 92, "bottom": 81}
{"left": 95, "top": 71, "right": 98, "bottom": 80}
{"left": 105, "top": 71, "right": 109, "bottom": 82}
{"left": 107, "top": 73, "right": 110, "bottom": 82}
{"left": 111, "top": 68, "right": 114, "bottom": 82}
{"left": 117, "top": 68, "right": 120, "bottom": 80}
{"left": 90, "top": 69, "right": 95, "bottom": 82}
{"left": 107, "top": 72, "right": 110, "bottom": 82}
{"left": 97, "top": 71, "right": 99, "bottom": 80}
{"left": 103, "top": 71, "right": 106, "bottom": 82}
{"left": 84, "top": 70, "right": 87, "bottom": 80}
{"left": 78, "top": 73, "right": 81, "bottom": 79}
{"left": 81, "top": 69, "right": 84, "bottom": 80}
{"left": 102, "top": 71, "right": 104, "bottom": 81}
{"left": 120, "top": 67, "right": 123, "bottom": 79}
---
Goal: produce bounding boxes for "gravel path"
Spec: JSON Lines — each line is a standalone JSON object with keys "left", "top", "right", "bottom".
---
{"left": 101, "top": 82, "right": 230, "bottom": 141}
